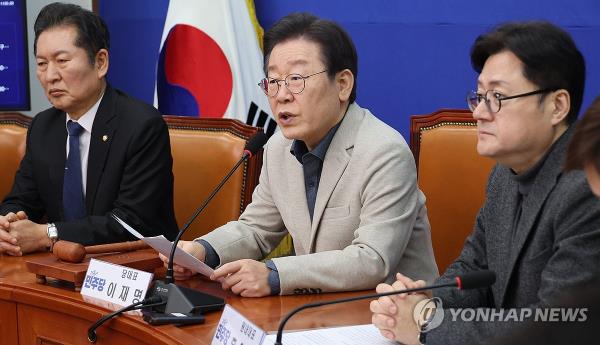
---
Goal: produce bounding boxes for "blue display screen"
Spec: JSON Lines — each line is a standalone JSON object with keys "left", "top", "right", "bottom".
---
{"left": 0, "top": 0, "right": 30, "bottom": 111}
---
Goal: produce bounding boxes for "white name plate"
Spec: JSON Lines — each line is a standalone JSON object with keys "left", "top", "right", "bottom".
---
{"left": 212, "top": 304, "right": 266, "bottom": 345}
{"left": 80, "top": 258, "right": 153, "bottom": 307}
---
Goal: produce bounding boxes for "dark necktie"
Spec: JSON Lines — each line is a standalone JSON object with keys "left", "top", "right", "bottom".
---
{"left": 63, "top": 120, "right": 86, "bottom": 220}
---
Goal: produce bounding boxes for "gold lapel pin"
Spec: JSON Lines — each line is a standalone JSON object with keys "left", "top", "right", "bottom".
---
{"left": 102, "top": 135, "right": 108, "bottom": 142}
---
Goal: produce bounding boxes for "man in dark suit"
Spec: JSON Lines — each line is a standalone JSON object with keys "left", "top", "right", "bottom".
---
{"left": 371, "top": 22, "right": 600, "bottom": 344}
{"left": 489, "top": 98, "right": 600, "bottom": 345}
{"left": 0, "top": 3, "right": 178, "bottom": 255}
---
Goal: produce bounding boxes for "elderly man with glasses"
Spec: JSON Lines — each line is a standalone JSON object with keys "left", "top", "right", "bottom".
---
{"left": 371, "top": 21, "right": 600, "bottom": 345}
{"left": 163, "top": 12, "right": 438, "bottom": 297}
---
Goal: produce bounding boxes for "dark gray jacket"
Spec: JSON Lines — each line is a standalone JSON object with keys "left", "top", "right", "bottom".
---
{"left": 428, "top": 126, "right": 600, "bottom": 344}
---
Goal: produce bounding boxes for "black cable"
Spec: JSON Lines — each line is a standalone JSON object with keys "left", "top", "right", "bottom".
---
{"left": 87, "top": 295, "right": 164, "bottom": 343}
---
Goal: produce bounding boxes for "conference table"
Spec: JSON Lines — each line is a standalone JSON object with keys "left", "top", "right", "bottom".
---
{"left": 0, "top": 252, "right": 373, "bottom": 345}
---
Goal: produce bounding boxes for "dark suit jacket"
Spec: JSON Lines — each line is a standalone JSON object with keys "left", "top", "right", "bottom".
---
{"left": 428, "top": 126, "right": 600, "bottom": 344}
{"left": 0, "top": 85, "right": 178, "bottom": 245}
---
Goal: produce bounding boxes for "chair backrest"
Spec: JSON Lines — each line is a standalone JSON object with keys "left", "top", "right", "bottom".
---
{"left": 0, "top": 113, "right": 30, "bottom": 200}
{"left": 410, "top": 109, "right": 495, "bottom": 273}
{"left": 0, "top": 113, "right": 262, "bottom": 241}
{"left": 164, "top": 116, "right": 262, "bottom": 240}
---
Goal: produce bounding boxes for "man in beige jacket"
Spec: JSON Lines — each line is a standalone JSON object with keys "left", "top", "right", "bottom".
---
{"left": 164, "top": 12, "right": 438, "bottom": 297}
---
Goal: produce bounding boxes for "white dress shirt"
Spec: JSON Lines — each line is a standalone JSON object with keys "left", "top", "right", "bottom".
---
{"left": 65, "top": 93, "right": 104, "bottom": 196}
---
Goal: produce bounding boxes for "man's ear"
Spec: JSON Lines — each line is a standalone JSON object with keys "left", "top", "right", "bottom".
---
{"left": 549, "top": 89, "right": 571, "bottom": 125}
{"left": 337, "top": 69, "right": 354, "bottom": 103}
{"left": 95, "top": 49, "right": 109, "bottom": 79}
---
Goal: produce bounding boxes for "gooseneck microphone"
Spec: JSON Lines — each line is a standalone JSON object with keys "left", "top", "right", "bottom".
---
{"left": 87, "top": 132, "right": 269, "bottom": 342}
{"left": 166, "top": 131, "right": 269, "bottom": 284}
{"left": 273, "top": 270, "right": 496, "bottom": 345}
{"left": 151, "top": 131, "right": 269, "bottom": 316}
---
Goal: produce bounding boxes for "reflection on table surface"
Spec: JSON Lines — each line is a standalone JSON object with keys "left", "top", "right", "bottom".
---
{"left": 0, "top": 252, "right": 373, "bottom": 344}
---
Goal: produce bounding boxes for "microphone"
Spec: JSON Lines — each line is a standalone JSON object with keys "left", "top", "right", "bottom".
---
{"left": 455, "top": 270, "right": 495, "bottom": 290}
{"left": 243, "top": 132, "right": 268, "bottom": 159}
{"left": 273, "top": 270, "right": 496, "bottom": 345}
{"left": 154, "top": 131, "right": 269, "bottom": 315}
{"left": 166, "top": 131, "right": 269, "bottom": 283}
{"left": 87, "top": 132, "right": 269, "bottom": 341}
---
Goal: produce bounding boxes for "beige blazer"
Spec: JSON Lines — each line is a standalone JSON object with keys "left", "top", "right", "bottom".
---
{"left": 201, "top": 103, "right": 438, "bottom": 295}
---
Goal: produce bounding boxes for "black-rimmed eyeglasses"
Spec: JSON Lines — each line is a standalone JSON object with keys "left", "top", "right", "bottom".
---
{"left": 258, "top": 70, "right": 328, "bottom": 97}
{"left": 466, "top": 89, "right": 555, "bottom": 113}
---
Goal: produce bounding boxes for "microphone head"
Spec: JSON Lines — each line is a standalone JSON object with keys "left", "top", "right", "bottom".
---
{"left": 244, "top": 131, "right": 269, "bottom": 157}
{"left": 456, "top": 270, "right": 496, "bottom": 290}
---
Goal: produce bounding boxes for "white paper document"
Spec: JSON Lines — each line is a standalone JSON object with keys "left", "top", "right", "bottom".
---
{"left": 113, "top": 214, "right": 214, "bottom": 277}
{"left": 262, "top": 324, "right": 396, "bottom": 345}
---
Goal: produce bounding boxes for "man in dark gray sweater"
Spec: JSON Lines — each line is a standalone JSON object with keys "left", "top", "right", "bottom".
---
{"left": 371, "top": 21, "right": 600, "bottom": 345}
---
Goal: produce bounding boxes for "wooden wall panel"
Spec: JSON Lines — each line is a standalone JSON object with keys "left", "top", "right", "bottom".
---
{"left": 17, "top": 304, "right": 149, "bottom": 345}
{"left": 0, "top": 300, "right": 18, "bottom": 345}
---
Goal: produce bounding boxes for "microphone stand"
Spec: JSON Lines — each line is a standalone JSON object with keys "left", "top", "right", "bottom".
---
{"left": 165, "top": 151, "right": 251, "bottom": 283}
{"left": 153, "top": 133, "right": 268, "bottom": 316}
{"left": 87, "top": 132, "right": 269, "bottom": 341}
{"left": 273, "top": 282, "right": 457, "bottom": 345}
{"left": 274, "top": 270, "right": 496, "bottom": 345}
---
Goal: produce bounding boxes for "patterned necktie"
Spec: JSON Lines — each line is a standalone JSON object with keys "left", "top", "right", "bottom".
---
{"left": 63, "top": 120, "right": 86, "bottom": 220}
